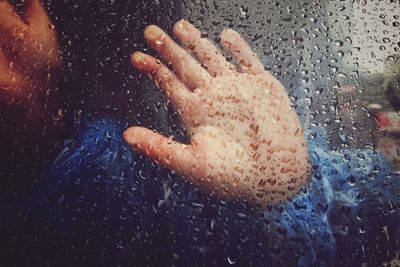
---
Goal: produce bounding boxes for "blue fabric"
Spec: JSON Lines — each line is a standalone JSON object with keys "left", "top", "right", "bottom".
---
{"left": 28, "top": 117, "right": 400, "bottom": 266}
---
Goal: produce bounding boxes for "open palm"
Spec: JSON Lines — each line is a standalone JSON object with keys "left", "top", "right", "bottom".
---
{"left": 124, "top": 20, "right": 310, "bottom": 206}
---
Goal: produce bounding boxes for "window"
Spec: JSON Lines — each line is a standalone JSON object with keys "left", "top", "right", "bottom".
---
{"left": 1, "top": 0, "right": 399, "bottom": 266}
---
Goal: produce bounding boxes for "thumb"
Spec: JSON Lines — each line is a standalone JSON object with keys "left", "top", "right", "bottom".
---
{"left": 123, "top": 127, "right": 197, "bottom": 176}
{"left": 0, "top": 48, "right": 30, "bottom": 106}
{"left": 24, "top": 0, "right": 50, "bottom": 26}
{"left": 23, "top": 0, "right": 60, "bottom": 69}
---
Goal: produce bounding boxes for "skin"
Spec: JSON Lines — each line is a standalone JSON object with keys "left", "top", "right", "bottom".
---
{"left": 124, "top": 20, "right": 311, "bottom": 206}
{"left": 0, "top": 0, "right": 60, "bottom": 112}
{"left": 0, "top": 0, "right": 61, "bottom": 189}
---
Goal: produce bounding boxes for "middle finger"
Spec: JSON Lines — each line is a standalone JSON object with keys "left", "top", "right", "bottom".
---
{"left": 144, "top": 25, "right": 211, "bottom": 91}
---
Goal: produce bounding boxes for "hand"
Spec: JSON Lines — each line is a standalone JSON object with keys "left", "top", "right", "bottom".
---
{"left": 0, "top": 0, "right": 60, "bottom": 109}
{"left": 0, "top": 0, "right": 61, "bottom": 187}
{"left": 124, "top": 20, "right": 310, "bottom": 206}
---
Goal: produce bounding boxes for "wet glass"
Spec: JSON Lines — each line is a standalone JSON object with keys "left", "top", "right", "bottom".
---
{"left": 1, "top": 0, "right": 399, "bottom": 266}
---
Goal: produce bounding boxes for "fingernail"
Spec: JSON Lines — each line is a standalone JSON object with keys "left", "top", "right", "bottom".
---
{"left": 131, "top": 52, "right": 150, "bottom": 70}
{"left": 221, "top": 29, "right": 240, "bottom": 40}
{"left": 176, "top": 19, "right": 197, "bottom": 34}
{"left": 123, "top": 129, "right": 137, "bottom": 144}
{"left": 144, "top": 25, "right": 163, "bottom": 40}
{"left": 131, "top": 52, "right": 144, "bottom": 64}
{"left": 180, "top": 20, "right": 190, "bottom": 31}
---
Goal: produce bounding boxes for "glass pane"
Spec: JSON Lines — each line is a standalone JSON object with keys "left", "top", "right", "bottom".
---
{"left": 1, "top": 0, "right": 399, "bottom": 266}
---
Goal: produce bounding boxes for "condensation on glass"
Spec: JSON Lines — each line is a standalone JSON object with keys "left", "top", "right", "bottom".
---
{"left": 0, "top": 0, "right": 399, "bottom": 266}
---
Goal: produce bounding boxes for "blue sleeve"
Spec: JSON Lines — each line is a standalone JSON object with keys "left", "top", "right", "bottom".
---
{"left": 162, "top": 126, "right": 400, "bottom": 267}
{"left": 306, "top": 126, "right": 400, "bottom": 265}
{"left": 28, "top": 118, "right": 399, "bottom": 266}
{"left": 29, "top": 117, "right": 166, "bottom": 266}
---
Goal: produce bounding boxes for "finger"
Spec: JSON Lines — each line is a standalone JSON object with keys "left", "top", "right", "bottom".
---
{"left": 0, "top": 47, "right": 9, "bottom": 67}
{"left": 131, "top": 51, "right": 196, "bottom": 116}
{"left": 0, "top": 0, "right": 27, "bottom": 44}
{"left": 24, "top": 0, "right": 51, "bottom": 27}
{"left": 173, "top": 19, "right": 234, "bottom": 77}
{"left": 0, "top": 48, "right": 24, "bottom": 88}
{"left": 23, "top": 0, "right": 60, "bottom": 69}
{"left": 123, "top": 127, "right": 197, "bottom": 176}
{"left": 144, "top": 25, "right": 211, "bottom": 90}
{"left": 0, "top": 48, "right": 29, "bottom": 105}
{"left": 0, "top": 48, "right": 13, "bottom": 90}
{"left": 220, "top": 29, "right": 264, "bottom": 75}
